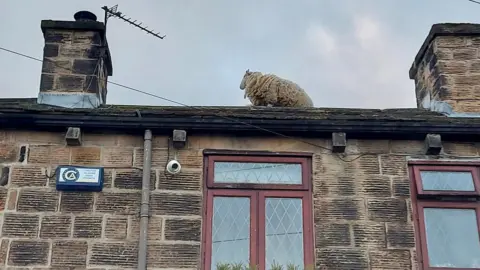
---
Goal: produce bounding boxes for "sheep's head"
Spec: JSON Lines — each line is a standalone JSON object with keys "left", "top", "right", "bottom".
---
{"left": 239, "top": 69, "right": 252, "bottom": 90}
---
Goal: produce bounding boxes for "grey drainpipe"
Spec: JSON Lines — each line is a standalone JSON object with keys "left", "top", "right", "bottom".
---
{"left": 138, "top": 129, "right": 152, "bottom": 270}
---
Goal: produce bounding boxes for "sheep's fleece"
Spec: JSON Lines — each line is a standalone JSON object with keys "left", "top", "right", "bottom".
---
{"left": 239, "top": 69, "right": 314, "bottom": 108}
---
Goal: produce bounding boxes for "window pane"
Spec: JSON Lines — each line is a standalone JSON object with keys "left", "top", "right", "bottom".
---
{"left": 424, "top": 208, "right": 480, "bottom": 268}
{"left": 265, "top": 198, "right": 304, "bottom": 269}
{"left": 214, "top": 162, "right": 302, "bottom": 184}
{"left": 420, "top": 171, "right": 475, "bottom": 191}
{"left": 211, "top": 197, "right": 251, "bottom": 268}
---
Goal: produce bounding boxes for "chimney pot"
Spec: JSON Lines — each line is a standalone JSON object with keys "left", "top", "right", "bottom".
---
{"left": 74, "top": 11, "right": 97, "bottom": 22}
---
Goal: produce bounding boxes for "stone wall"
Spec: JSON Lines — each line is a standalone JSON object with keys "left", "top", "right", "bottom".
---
{"left": 0, "top": 130, "right": 479, "bottom": 269}
{"left": 0, "top": 130, "right": 202, "bottom": 269}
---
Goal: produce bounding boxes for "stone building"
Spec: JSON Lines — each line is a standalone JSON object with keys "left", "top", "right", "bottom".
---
{"left": 0, "top": 10, "right": 480, "bottom": 270}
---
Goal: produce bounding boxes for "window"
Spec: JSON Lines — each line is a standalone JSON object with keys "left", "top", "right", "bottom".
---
{"left": 410, "top": 163, "right": 480, "bottom": 269}
{"left": 202, "top": 153, "right": 314, "bottom": 270}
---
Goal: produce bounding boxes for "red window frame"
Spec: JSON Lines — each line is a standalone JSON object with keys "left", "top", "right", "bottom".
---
{"left": 206, "top": 155, "right": 310, "bottom": 190}
{"left": 202, "top": 152, "right": 314, "bottom": 270}
{"left": 409, "top": 161, "right": 480, "bottom": 270}
{"left": 412, "top": 165, "right": 480, "bottom": 196}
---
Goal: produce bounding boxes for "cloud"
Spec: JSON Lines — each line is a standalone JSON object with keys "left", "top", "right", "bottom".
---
{"left": 305, "top": 24, "right": 337, "bottom": 57}
{"left": 301, "top": 14, "right": 415, "bottom": 108}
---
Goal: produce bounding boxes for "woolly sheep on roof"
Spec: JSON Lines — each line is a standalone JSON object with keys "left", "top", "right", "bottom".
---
{"left": 239, "top": 69, "right": 314, "bottom": 108}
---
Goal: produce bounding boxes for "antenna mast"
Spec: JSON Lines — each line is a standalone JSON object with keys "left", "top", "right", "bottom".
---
{"left": 101, "top": 5, "right": 166, "bottom": 40}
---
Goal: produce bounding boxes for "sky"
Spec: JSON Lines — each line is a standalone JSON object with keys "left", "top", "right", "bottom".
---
{"left": 1, "top": 0, "right": 479, "bottom": 109}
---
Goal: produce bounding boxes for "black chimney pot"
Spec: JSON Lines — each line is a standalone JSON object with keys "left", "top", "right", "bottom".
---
{"left": 74, "top": 11, "right": 97, "bottom": 22}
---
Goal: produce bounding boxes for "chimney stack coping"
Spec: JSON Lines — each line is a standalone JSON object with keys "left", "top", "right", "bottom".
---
{"left": 409, "top": 23, "right": 480, "bottom": 79}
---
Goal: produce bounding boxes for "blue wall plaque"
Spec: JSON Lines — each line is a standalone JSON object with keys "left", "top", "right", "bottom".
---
{"left": 55, "top": 165, "right": 104, "bottom": 192}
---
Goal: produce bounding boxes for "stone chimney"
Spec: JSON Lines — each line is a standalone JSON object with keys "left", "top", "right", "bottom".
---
{"left": 37, "top": 10, "right": 113, "bottom": 108}
{"left": 410, "top": 23, "right": 480, "bottom": 114}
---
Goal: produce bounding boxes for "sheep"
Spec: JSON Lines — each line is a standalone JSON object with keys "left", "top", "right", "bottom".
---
{"left": 239, "top": 69, "right": 314, "bottom": 108}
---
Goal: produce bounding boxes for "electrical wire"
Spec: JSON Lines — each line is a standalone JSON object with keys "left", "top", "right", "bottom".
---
{"left": 1, "top": 46, "right": 479, "bottom": 163}
{"left": 2, "top": 46, "right": 369, "bottom": 162}
{"left": 467, "top": 0, "right": 480, "bottom": 5}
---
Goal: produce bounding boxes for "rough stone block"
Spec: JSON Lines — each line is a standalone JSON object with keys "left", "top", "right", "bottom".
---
{"left": 94, "top": 169, "right": 111, "bottom": 189}
{"left": 147, "top": 243, "right": 200, "bottom": 268}
{"left": 177, "top": 149, "right": 203, "bottom": 169}
{"left": 43, "top": 44, "right": 59, "bottom": 57}
{"left": 345, "top": 139, "right": 390, "bottom": 154}
{"left": 0, "top": 143, "right": 18, "bottom": 162}
{"left": 95, "top": 192, "right": 141, "bottom": 214}
{"left": 8, "top": 240, "right": 49, "bottom": 266}
{"left": 380, "top": 156, "right": 407, "bottom": 176}
{"left": 101, "top": 147, "right": 133, "bottom": 167}
{"left": 72, "top": 31, "right": 102, "bottom": 45}
{"left": 390, "top": 140, "right": 424, "bottom": 155}
{"left": 39, "top": 74, "right": 54, "bottom": 92}
{"left": 73, "top": 216, "right": 103, "bottom": 238}
{"left": 386, "top": 223, "right": 415, "bottom": 248}
{"left": 164, "top": 218, "right": 201, "bottom": 242}
{"left": 314, "top": 173, "right": 391, "bottom": 198}
{"left": 157, "top": 170, "right": 201, "bottom": 191}
{"left": 2, "top": 213, "right": 39, "bottom": 237}
{"left": 60, "top": 192, "right": 94, "bottom": 213}
{"left": 104, "top": 216, "right": 128, "bottom": 239}
{"left": 40, "top": 215, "right": 72, "bottom": 238}
{"left": 352, "top": 222, "right": 386, "bottom": 248}
{"left": 56, "top": 74, "right": 86, "bottom": 92}
{"left": 369, "top": 250, "right": 411, "bottom": 269}
{"left": 0, "top": 239, "right": 9, "bottom": 265}
{"left": 392, "top": 176, "right": 411, "bottom": 197}
{"left": 315, "top": 223, "right": 351, "bottom": 247}
{"left": 6, "top": 189, "right": 17, "bottom": 210}
{"left": 90, "top": 242, "right": 138, "bottom": 267}
{"left": 443, "top": 142, "right": 478, "bottom": 155}
{"left": 367, "top": 198, "right": 408, "bottom": 222}
{"left": 133, "top": 148, "right": 168, "bottom": 168}
{"left": 150, "top": 192, "right": 202, "bottom": 216}
{"left": 44, "top": 30, "right": 73, "bottom": 43}
{"left": 129, "top": 215, "right": 162, "bottom": 241}
{"left": 41, "top": 58, "right": 72, "bottom": 74}
{"left": 10, "top": 166, "right": 47, "bottom": 187}
{"left": 316, "top": 248, "right": 368, "bottom": 270}
{"left": 51, "top": 240, "right": 88, "bottom": 267}
{"left": 28, "top": 145, "right": 70, "bottom": 164}
{"left": 315, "top": 154, "right": 380, "bottom": 175}
{"left": 72, "top": 59, "right": 98, "bottom": 75}
{"left": 17, "top": 189, "right": 59, "bottom": 212}
{"left": 71, "top": 147, "right": 101, "bottom": 165}
{"left": 314, "top": 198, "right": 366, "bottom": 221}
{"left": 114, "top": 169, "right": 154, "bottom": 190}
{"left": 0, "top": 188, "right": 7, "bottom": 211}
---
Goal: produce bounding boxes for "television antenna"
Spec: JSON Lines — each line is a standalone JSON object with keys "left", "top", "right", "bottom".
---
{"left": 101, "top": 5, "right": 166, "bottom": 40}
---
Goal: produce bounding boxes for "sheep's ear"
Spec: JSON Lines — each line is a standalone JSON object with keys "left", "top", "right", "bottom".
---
{"left": 246, "top": 69, "right": 250, "bottom": 74}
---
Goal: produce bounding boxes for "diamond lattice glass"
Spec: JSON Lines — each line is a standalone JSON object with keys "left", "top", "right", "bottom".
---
{"left": 420, "top": 171, "right": 475, "bottom": 191}
{"left": 424, "top": 208, "right": 480, "bottom": 268}
{"left": 265, "top": 198, "right": 304, "bottom": 269}
{"left": 214, "top": 162, "right": 302, "bottom": 184}
{"left": 211, "top": 196, "right": 251, "bottom": 268}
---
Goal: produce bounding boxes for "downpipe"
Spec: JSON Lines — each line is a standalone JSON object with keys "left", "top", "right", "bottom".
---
{"left": 138, "top": 129, "right": 152, "bottom": 270}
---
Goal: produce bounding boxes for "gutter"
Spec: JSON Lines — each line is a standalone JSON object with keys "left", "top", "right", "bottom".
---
{"left": 138, "top": 129, "right": 152, "bottom": 270}
{"left": 2, "top": 112, "right": 480, "bottom": 141}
